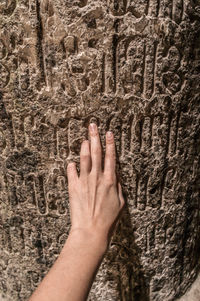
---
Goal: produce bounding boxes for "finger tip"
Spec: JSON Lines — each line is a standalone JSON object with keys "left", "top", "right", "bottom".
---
{"left": 67, "top": 162, "right": 75, "bottom": 170}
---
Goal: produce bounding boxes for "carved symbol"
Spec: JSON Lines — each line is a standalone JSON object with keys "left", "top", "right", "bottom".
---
{"left": 19, "top": 61, "right": 30, "bottom": 91}
{"left": 152, "top": 114, "right": 163, "bottom": 151}
{"left": 34, "top": 175, "right": 47, "bottom": 215}
{"left": 1, "top": 219, "right": 12, "bottom": 252}
{"left": 0, "top": 39, "right": 7, "bottom": 60}
{"left": 0, "top": 130, "right": 6, "bottom": 151}
{"left": 110, "top": 0, "right": 183, "bottom": 19}
{"left": 137, "top": 175, "right": 149, "bottom": 210}
{"left": 140, "top": 116, "right": 152, "bottom": 151}
{"left": 114, "top": 37, "right": 159, "bottom": 99}
{"left": 35, "top": 0, "right": 46, "bottom": 88}
{"left": 110, "top": 0, "right": 149, "bottom": 17}
{"left": 9, "top": 215, "right": 25, "bottom": 255}
{"left": 107, "top": 115, "right": 123, "bottom": 156}
{"left": 77, "top": 77, "right": 89, "bottom": 91}
{"left": 0, "top": 63, "right": 10, "bottom": 88}
{"left": 68, "top": 118, "right": 84, "bottom": 156}
{"left": 57, "top": 232, "right": 68, "bottom": 246}
{"left": 161, "top": 46, "right": 183, "bottom": 94}
{"left": 146, "top": 224, "right": 155, "bottom": 252}
{"left": 127, "top": 0, "right": 149, "bottom": 17}
{"left": 56, "top": 176, "right": 67, "bottom": 215}
{"left": 63, "top": 36, "right": 77, "bottom": 54}
{"left": 0, "top": 0, "right": 17, "bottom": 16}
{"left": 111, "top": 0, "right": 127, "bottom": 16}
{"left": 78, "top": 0, "right": 88, "bottom": 7}
{"left": 162, "top": 72, "right": 181, "bottom": 94}
{"left": 147, "top": 0, "right": 161, "bottom": 17}
{"left": 25, "top": 175, "right": 36, "bottom": 206}
{"left": 160, "top": 168, "right": 176, "bottom": 208}
{"left": 172, "top": 0, "right": 184, "bottom": 24}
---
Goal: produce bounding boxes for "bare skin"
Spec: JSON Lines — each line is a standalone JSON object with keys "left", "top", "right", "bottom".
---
{"left": 29, "top": 122, "right": 125, "bottom": 301}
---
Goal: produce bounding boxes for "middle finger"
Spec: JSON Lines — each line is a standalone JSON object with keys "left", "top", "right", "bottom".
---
{"left": 89, "top": 123, "right": 102, "bottom": 173}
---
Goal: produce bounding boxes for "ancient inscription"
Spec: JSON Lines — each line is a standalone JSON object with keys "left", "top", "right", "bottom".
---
{"left": 109, "top": 0, "right": 184, "bottom": 21}
{"left": 0, "top": 39, "right": 7, "bottom": 59}
{"left": 0, "top": 1, "right": 199, "bottom": 301}
{"left": 0, "top": 0, "right": 17, "bottom": 17}
{"left": 0, "top": 63, "right": 10, "bottom": 89}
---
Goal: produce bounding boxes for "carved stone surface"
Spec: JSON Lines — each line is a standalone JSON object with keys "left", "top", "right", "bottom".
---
{"left": 0, "top": 0, "right": 200, "bottom": 300}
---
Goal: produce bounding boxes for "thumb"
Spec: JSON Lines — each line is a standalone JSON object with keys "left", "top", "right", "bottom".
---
{"left": 118, "top": 182, "right": 125, "bottom": 209}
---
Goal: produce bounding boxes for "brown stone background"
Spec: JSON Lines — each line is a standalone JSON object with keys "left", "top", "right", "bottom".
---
{"left": 0, "top": 0, "right": 200, "bottom": 300}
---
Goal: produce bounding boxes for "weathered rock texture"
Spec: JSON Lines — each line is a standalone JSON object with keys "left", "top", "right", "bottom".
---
{"left": 176, "top": 273, "right": 200, "bottom": 301}
{"left": 0, "top": 0, "right": 200, "bottom": 300}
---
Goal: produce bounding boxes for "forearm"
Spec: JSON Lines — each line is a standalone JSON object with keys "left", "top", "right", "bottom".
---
{"left": 29, "top": 229, "right": 108, "bottom": 301}
{"left": 28, "top": 123, "right": 125, "bottom": 300}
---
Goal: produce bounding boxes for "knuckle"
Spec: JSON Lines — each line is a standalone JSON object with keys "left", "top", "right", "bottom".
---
{"left": 80, "top": 153, "right": 90, "bottom": 160}
{"left": 106, "top": 147, "right": 115, "bottom": 156}
{"left": 93, "top": 148, "right": 101, "bottom": 155}
{"left": 107, "top": 180, "right": 114, "bottom": 187}
{"left": 90, "top": 170, "right": 102, "bottom": 183}
{"left": 90, "top": 130, "right": 98, "bottom": 137}
{"left": 104, "top": 173, "right": 116, "bottom": 186}
{"left": 106, "top": 142, "right": 114, "bottom": 149}
{"left": 90, "top": 167, "right": 101, "bottom": 176}
{"left": 105, "top": 154, "right": 115, "bottom": 162}
{"left": 106, "top": 138, "right": 114, "bottom": 144}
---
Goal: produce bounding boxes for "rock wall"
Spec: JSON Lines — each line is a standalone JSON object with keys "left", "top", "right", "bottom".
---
{"left": 0, "top": 0, "right": 200, "bottom": 300}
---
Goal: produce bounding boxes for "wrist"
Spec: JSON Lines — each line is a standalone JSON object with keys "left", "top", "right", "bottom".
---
{"left": 66, "top": 227, "right": 109, "bottom": 256}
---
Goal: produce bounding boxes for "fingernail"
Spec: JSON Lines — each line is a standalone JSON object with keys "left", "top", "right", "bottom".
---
{"left": 83, "top": 139, "right": 88, "bottom": 145}
{"left": 107, "top": 131, "right": 113, "bottom": 138}
{"left": 89, "top": 123, "right": 97, "bottom": 132}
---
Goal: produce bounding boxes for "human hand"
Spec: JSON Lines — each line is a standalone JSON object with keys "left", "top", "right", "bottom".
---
{"left": 66, "top": 123, "right": 125, "bottom": 248}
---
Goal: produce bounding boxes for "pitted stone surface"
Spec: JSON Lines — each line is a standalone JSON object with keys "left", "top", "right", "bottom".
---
{"left": 0, "top": 1, "right": 200, "bottom": 300}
